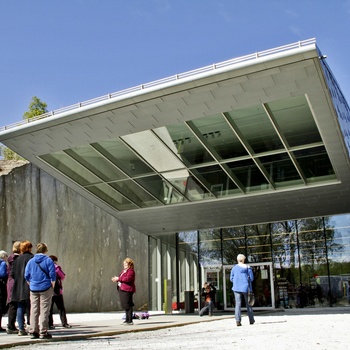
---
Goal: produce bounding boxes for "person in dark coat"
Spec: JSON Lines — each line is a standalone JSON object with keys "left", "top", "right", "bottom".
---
{"left": 11, "top": 240, "right": 33, "bottom": 335}
{"left": 5, "top": 241, "right": 21, "bottom": 334}
{"left": 199, "top": 282, "right": 216, "bottom": 317}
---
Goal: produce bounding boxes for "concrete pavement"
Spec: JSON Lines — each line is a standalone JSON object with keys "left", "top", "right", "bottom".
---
{"left": 0, "top": 311, "right": 232, "bottom": 348}
{"left": 1, "top": 307, "right": 349, "bottom": 349}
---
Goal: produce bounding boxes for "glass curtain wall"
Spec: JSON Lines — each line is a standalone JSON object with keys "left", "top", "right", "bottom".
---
{"left": 148, "top": 214, "right": 350, "bottom": 312}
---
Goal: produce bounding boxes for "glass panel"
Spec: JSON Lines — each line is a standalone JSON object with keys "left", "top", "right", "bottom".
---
{"left": 86, "top": 183, "right": 138, "bottom": 211}
{"left": 246, "top": 224, "right": 272, "bottom": 263}
{"left": 135, "top": 175, "right": 186, "bottom": 205}
{"left": 326, "top": 214, "right": 350, "bottom": 306}
{"left": 40, "top": 152, "right": 102, "bottom": 186}
{"left": 226, "top": 105, "right": 284, "bottom": 154}
{"left": 109, "top": 179, "right": 162, "bottom": 208}
{"left": 199, "top": 229, "right": 222, "bottom": 266}
{"left": 293, "top": 146, "right": 336, "bottom": 183}
{"left": 178, "top": 231, "right": 199, "bottom": 311}
{"left": 222, "top": 227, "right": 246, "bottom": 265}
{"left": 65, "top": 146, "right": 126, "bottom": 182}
{"left": 184, "top": 176, "right": 211, "bottom": 201}
{"left": 272, "top": 221, "right": 300, "bottom": 308}
{"left": 154, "top": 124, "right": 215, "bottom": 166}
{"left": 225, "top": 159, "right": 270, "bottom": 192}
{"left": 189, "top": 114, "right": 248, "bottom": 159}
{"left": 122, "top": 130, "right": 187, "bottom": 173}
{"left": 164, "top": 172, "right": 208, "bottom": 202}
{"left": 190, "top": 165, "right": 239, "bottom": 197}
{"left": 91, "top": 139, "right": 154, "bottom": 177}
{"left": 148, "top": 237, "right": 158, "bottom": 310}
{"left": 297, "top": 218, "right": 328, "bottom": 307}
{"left": 268, "top": 95, "right": 322, "bottom": 147}
{"left": 258, "top": 153, "right": 303, "bottom": 187}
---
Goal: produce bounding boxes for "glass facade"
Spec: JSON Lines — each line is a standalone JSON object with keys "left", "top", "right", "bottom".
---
{"left": 40, "top": 95, "right": 337, "bottom": 213}
{"left": 149, "top": 213, "right": 350, "bottom": 312}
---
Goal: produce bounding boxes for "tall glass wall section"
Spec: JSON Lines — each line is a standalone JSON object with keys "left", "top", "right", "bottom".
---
{"left": 148, "top": 213, "right": 350, "bottom": 312}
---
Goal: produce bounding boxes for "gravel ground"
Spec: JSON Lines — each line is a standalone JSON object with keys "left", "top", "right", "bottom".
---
{"left": 8, "top": 311, "right": 350, "bottom": 350}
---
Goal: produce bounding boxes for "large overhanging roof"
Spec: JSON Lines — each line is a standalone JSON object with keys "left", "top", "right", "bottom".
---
{"left": 1, "top": 38, "right": 350, "bottom": 235}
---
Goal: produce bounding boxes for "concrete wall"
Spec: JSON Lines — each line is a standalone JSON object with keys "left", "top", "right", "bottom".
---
{"left": 0, "top": 162, "right": 149, "bottom": 312}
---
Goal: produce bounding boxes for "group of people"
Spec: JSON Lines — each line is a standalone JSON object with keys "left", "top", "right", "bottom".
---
{"left": 200, "top": 254, "right": 255, "bottom": 326}
{"left": 0, "top": 241, "right": 70, "bottom": 339}
{"left": 3, "top": 249, "right": 253, "bottom": 336}
{"left": 110, "top": 254, "right": 254, "bottom": 327}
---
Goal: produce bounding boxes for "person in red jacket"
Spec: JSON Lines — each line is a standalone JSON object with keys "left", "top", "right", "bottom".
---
{"left": 111, "top": 258, "right": 136, "bottom": 325}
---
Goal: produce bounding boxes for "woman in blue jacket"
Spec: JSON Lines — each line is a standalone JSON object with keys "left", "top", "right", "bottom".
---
{"left": 0, "top": 250, "right": 8, "bottom": 331}
{"left": 230, "top": 254, "right": 255, "bottom": 326}
{"left": 24, "top": 243, "right": 56, "bottom": 339}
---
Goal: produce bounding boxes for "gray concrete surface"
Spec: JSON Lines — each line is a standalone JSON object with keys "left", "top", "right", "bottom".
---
{"left": 1, "top": 308, "right": 349, "bottom": 349}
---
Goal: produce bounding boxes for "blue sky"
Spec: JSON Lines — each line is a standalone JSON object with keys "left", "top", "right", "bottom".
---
{"left": 1, "top": 0, "right": 350, "bottom": 127}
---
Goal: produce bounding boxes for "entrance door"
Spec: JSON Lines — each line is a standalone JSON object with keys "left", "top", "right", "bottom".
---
{"left": 223, "top": 262, "right": 275, "bottom": 310}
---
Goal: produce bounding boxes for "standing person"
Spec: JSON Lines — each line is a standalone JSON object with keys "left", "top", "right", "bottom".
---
{"left": 11, "top": 240, "right": 34, "bottom": 336}
{"left": 199, "top": 282, "right": 216, "bottom": 317}
{"left": 0, "top": 250, "right": 9, "bottom": 332}
{"left": 24, "top": 243, "right": 56, "bottom": 339}
{"left": 111, "top": 258, "right": 136, "bottom": 325}
{"left": 230, "top": 254, "right": 255, "bottom": 326}
{"left": 6, "top": 241, "right": 21, "bottom": 334}
{"left": 48, "top": 255, "right": 71, "bottom": 329}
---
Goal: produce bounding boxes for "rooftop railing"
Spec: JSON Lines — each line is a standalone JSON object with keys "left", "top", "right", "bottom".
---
{"left": 0, "top": 38, "right": 316, "bottom": 132}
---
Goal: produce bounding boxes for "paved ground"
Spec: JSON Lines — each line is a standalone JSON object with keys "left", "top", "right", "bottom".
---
{"left": 1, "top": 307, "right": 349, "bottom": 349}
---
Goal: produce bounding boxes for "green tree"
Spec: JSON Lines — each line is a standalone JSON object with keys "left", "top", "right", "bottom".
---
{"left": 0, "top": 96, "right": 48, "bottom": 160}
{"left": 22, "top": 96, "right": 48, "bottom": 120}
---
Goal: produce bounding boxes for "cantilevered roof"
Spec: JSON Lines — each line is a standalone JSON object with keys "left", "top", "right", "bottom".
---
{"left": 1, "top": 38, "right": 350, "bottom": 235}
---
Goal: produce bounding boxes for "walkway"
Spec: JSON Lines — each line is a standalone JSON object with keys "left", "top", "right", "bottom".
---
{"left": 1, "top": 307, "right": 349, "bottom": 349}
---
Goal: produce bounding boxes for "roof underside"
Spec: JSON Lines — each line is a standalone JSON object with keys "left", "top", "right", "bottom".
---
{"left": 1, "top": 39, "right": 350, "bottom": 235}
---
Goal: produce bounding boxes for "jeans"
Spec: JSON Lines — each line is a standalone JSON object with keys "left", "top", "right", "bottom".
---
{"left": 17, "top": 300, "right": 30, "bottom": 331}
{"left": 199, "top": 300, "right": 214, "bottom": 316}
{"left": 234, "top": 291, "right": 254, "bottom": 324}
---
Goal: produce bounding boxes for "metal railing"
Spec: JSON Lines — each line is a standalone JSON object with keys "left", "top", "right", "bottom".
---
{"left": 0, "top": 38, "right": 316, "bottom": 132}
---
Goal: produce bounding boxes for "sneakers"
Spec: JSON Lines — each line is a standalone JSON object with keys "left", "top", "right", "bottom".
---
{"left": 236, "top": 321, "right": 242, "bottom": 326}
{"left": 62, "top": 323, "right": 72, "bottom": 328}
{"left": 18, "top": 329, "right": 28, "bottom": 336}
{"left": 30, "top": 332, "right": 39, "bottom": 339}
{"left": 39, "top": 332, "right": 52, "bottom": 339}
{"left": 124, "top": 322, "right": 134, "bottom": 326}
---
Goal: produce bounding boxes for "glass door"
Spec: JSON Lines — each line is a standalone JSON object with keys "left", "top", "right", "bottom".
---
{"left": 223, "top": 262, "right": 275, "bottom": 310}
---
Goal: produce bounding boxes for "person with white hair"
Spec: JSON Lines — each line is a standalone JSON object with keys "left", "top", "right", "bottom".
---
{"left": 0, "top": 250, "right": 9, "bottom": 332}
{"left": 230, "top": 254, "right": 255, "bottom": 326}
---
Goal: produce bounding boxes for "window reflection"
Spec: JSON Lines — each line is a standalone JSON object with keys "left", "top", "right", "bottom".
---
{"left": 267, "top": 95, "right": 322, "bottom": 147}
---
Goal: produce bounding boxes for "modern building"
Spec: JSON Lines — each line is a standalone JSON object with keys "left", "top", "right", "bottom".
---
{"left": 1, "top": 38, "right": 350, "bottom": 311}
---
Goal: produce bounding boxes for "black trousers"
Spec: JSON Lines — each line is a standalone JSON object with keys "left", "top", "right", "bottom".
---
{"left": 49, "top": 294, "right": 68, "bottom": 326}
{"left": 119, "top": 290, "right": 134, "bottom": 323}
{"left": 7, "top": 302, "right": 18, "bottom": 330}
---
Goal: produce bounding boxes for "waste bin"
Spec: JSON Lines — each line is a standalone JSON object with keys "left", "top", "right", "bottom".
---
{"left": 184, "top": 291, "right": 194, "bottom": 313}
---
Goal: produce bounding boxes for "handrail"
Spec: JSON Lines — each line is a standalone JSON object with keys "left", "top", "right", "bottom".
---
{"left": 0, "top": 38, "right": 316, "bottom": 132}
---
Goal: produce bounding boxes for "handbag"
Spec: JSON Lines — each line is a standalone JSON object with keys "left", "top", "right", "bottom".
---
{"left": 248, "top": 291, "right": 255, "bottom": 306}
{"left": 247, "top": 268, "right": 255, "bottom": 306}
